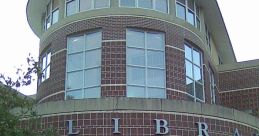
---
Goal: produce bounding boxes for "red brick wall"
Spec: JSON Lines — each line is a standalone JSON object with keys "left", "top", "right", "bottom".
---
{"left": 219, "top": 67, "right": 259, "bottom": 115}
{"left": 19, "top": 112, "right": 258, "bottom": 136}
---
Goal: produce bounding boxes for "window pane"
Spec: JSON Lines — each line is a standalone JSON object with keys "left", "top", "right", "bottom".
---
{"left": 187, "top": 10, "right": 195, "bottom": 25}
{"left": 68, "top": 36, "right": 85, "bottom": 54}
{"left": 127, "top": 48, "right": 145, "bottom": 66}
{"left": 66, "top": 0, "right": 77, "bottom": 16}
{"left": 155, "top": 0, "right": 168, "bottom": 13}
{"left": 46, "top": 66, "right": 50, "bottom": 79}
{"left": 84, "top": 87, "right": 101, "bottom": 98}
{"left": 120, "top": 0, "right": 135, "bottom": 7}
{"left": 147, "top": 69, "right": 165, "bottom": 87}
{"left": 195, "top": 82, "right": 203, "bottom": 100}
{"left": 67, "top": 71, "right": 83, "bottom": 89}
{"left": 194, "top": 66, "right": 202, "bottom": 82}
{"left": 127, "top": 67, "right": 145, "bottom": 85}
{"left": 80, "top": 0, "right": 92, "bottom": 11}
{"left": 85, "top": 49, "right": 101, "bottom": 68}
{"left": 185, "top": 45, "right": 192, "bottom": 60}
{"left": 193, "top": 49, "right": 201, "bottom": 66}
{"left": 84, "top": 68, "right": 101, "bottom": 88}
{"left": 68, "top": 53, "right": 84, "bottom": 71}
{"left": 53, "top": 0, "right": 59, "bottom": 9}
{"left": 138, "top": 0, "right": 152, "bottom": 9}
{"left": 147, "top": 33, "right": 164, "bottom": 50}
{"left": 186, "top": 77, "right": 194, "bottom": 95}
{"left": 176, "top": 3, "right": 185, "bottom": 20}
{"left": 127, "top": 30, "right": 145, "bottom": 48}
{"left": 196, "top": 17, "right": 200, "bottom": 29}
{"left": 67, "top": 90, "right": 82, "bottom": 100}
{"left": 147, "top": 88, "right": 165, "bottom": 98}
{"left": 86, "top": 32, "right": 102, "bottom": 50}
{"left": 127, "top": 86, "right": 145, "bottom": 98}
{"left": 185, "top": 60, "right": 193, "bottom": 78}
{"left": 95, "top": 0, "right": 109, "bottom": 8}
{"left": 147, "top": 51, "right": 164, "bottom": 68}
{"left": 52, "top": 9, "right": 59, "bottom": 24}
{"left": 42, "top": 56, "right": 47, "bottom": 70}
{"left": 46, "top": 16, "right": 51, "bottom": 29}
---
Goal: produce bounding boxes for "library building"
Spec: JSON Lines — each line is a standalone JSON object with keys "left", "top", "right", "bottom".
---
{"left": 25, "top": 0, "right": 259, "bottom": 135}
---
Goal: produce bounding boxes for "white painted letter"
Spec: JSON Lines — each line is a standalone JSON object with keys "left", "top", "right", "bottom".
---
{"left": 233, "top": 128, "right": 241, "bottom": 136}
{"left": 112, "top": 118, "right": 121, "bottom": 134}
{"left": 196, "top": 122, "right": 209, "bottom": 136}
{"left": 67, "top": 120, "right": 80, "bottom": 135}
{"left": 154, "top": 119, "right": 169, "bottom": 135}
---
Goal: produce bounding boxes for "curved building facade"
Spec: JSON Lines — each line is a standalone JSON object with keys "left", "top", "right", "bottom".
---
{"left": 26, "top": 0, "right": 259, "bottom": 135}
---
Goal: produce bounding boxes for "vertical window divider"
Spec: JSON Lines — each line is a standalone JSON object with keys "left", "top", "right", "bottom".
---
{"left": 144, "top": 32, "right": 148, "bottom": 98}
{"left": 82, "top": 34, "right": 87, "bottom": 98}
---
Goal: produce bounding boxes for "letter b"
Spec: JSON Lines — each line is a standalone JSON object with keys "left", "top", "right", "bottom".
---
{"left": 154, "top": 119, "right": 169, "bottom": 135}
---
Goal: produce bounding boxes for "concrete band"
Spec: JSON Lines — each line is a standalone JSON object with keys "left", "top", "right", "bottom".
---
{"left": 34, "top": 98, "right": 259, "bottom": 129}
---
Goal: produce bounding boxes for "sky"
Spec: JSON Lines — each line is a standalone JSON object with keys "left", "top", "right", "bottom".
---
{"left": 0, "top": 0, "right": 259, "bottom": 95}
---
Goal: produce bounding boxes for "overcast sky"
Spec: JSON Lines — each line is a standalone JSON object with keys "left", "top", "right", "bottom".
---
{"left": 0, "top": 0, "right": 259, "bottom": 95}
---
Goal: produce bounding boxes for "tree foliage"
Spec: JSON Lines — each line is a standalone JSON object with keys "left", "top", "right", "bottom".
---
{"left": 0, "top": 55, "right": 57, "bottom": 136}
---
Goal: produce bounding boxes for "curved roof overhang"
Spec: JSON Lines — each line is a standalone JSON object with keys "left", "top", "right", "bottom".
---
{"left": 26, "top": 0, "right": 236, "bottom": 63}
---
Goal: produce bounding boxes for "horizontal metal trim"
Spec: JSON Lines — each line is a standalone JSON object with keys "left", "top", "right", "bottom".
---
{"left": 38, "top": 90, "right": 65, "bottom": 104}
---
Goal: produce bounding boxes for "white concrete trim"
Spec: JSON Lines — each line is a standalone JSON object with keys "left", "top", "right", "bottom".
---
{"left": 219, "top": 66, "right": 259, "bottom": 73}
{"left": 219, "top": 87, "right": 259, "bottom": 94}
{"left": 101, "top": 84, "right": 126, "bottom": 87}
{"left": 165, "top": 45, "right": 184, "bottom": 52}
{"left": 51, "top": 48, "right": 67, "bottom": 56}
{"left": 27, "top": 110, "right": 259, "bottom": 130}
{"left": 102, "top": 40, "right": 126, "bottom": 42}
{"left": 38, "top": 90, "right": 65, "bottom": 104}
{"left": 166, "top": 88, "right": 187, "bottom": 95}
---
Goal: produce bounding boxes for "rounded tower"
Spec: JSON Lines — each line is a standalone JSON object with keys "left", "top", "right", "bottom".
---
{"left": 26, "top": 0, "right": 259, "bottom": 135}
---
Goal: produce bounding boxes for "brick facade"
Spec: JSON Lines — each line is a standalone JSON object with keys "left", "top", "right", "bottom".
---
{"left": 20, "top": 112, "right": 258, "bottom": 136}
{"left": 37, "top": 16, "right": 215, "bottom": 104}
{"left": 219, "top": 67, "right": 259, "bottom": 115}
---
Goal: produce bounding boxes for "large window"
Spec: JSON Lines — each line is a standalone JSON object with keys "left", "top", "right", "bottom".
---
{"left": 66, "top": 31, "right": 102, "bottom": 100}
{"left": 120, "top": 0, "right": 168, "bottom": 13}
{"left": 209, "top": 67, "right": 216, "bottom": 104}
{"left": 176, "top": 0, "right": 200, "bottom": 29}
{"left": 44, "top": 0, "right": 59, "bottom": 30}
{"left": 185, "top": 44, "right": 204, "bottom": 102}
{"left": 205, "top": 24, "right": 211, "bottom": 50}
{"left": 66, "top": 0, "right": 110, "bottom": 16}
{"left": 126, "top": 29, "right": 166, "bottom": 98}
{"left": 39, "top": 51, "right": 51, "bottom": 84}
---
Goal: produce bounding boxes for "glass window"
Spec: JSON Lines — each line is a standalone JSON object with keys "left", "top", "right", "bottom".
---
{"left": 40, "top": 52, "right": 51, "bottom": 83}
{"left": 126, "top": 29, "right": 165, "bottom": 98}
{"left": 120, "top": 0, "right": 135, "bottom": 7}
{"left": 80, "top": 0, "right": 92, "bottom": 11}
{"left": 66, "top": 31, "right": 102, "bottom": 99}
{"left": 187, "top": 10, "right": 195, "bottom": 25}
{"left": 52, "top": 9, "right": 59, "bottom": 24}
{"left": 176, "top": 3, "right": 186, "bottom": 20}
{"left": 155, "top": 0, "right": 168, "bottom": 13}
{"left": 138, "top": 0, "right": 153, "bottom": 9}
{"left": 185, "top": 44, "right": 204, "bottom": 102}
{"left": 176, "top": 0, "right": 200, "bottom": 29}
{"left": 209, "top": 68, "right": 216, "bottom": 104}
{"left": 67, "top": 90, "right": 83, "bottom": 100}
{"left": 66, "top": 0, "right": 77, "bottom": 16}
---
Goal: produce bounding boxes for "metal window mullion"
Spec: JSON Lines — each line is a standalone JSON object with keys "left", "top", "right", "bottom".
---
{"left": 82, "top": 34, "right": 87, "bottom": 99}
{"left": 144, "top": 32, "right": 148, "bottom": 98}
{"left": 92, "top": 0, "right": 95, "bottom": 9}
{"left": 191, "top": 48, "right": 196, "bottom": 102}
{"left": 153, "top": 0, "right": 155, "bottom": 10}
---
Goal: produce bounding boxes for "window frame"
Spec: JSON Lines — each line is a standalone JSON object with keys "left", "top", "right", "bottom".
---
{"left": 39, "top": 51, "right": 51, "bottom": 84}
{"left": 176, "top": 0, "right": 200, "bottom": 29}
{"left": 65, "top": 31, "right": 102, "bottom": 100}
{"left": 43, "top": 0, "right": 60, "bottom": 31}
{"left": 119, "top": 0, "right": 169, "bottom": 14}
{"left": 184, "top": 43, "right": 205, "bottom": 102}
{"left": 65, "top": 0, "right": 111, "bottom": 16}
{"left": 126, "top": 29, "right": 166, "bottom": 99}
{"left": 209, "top": 67, "right": 216, "bottom": 104}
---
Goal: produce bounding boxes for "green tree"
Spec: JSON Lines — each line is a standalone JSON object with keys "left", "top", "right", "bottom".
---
{"left": 0, "top": 55, "right": 57, "bottom": 136}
